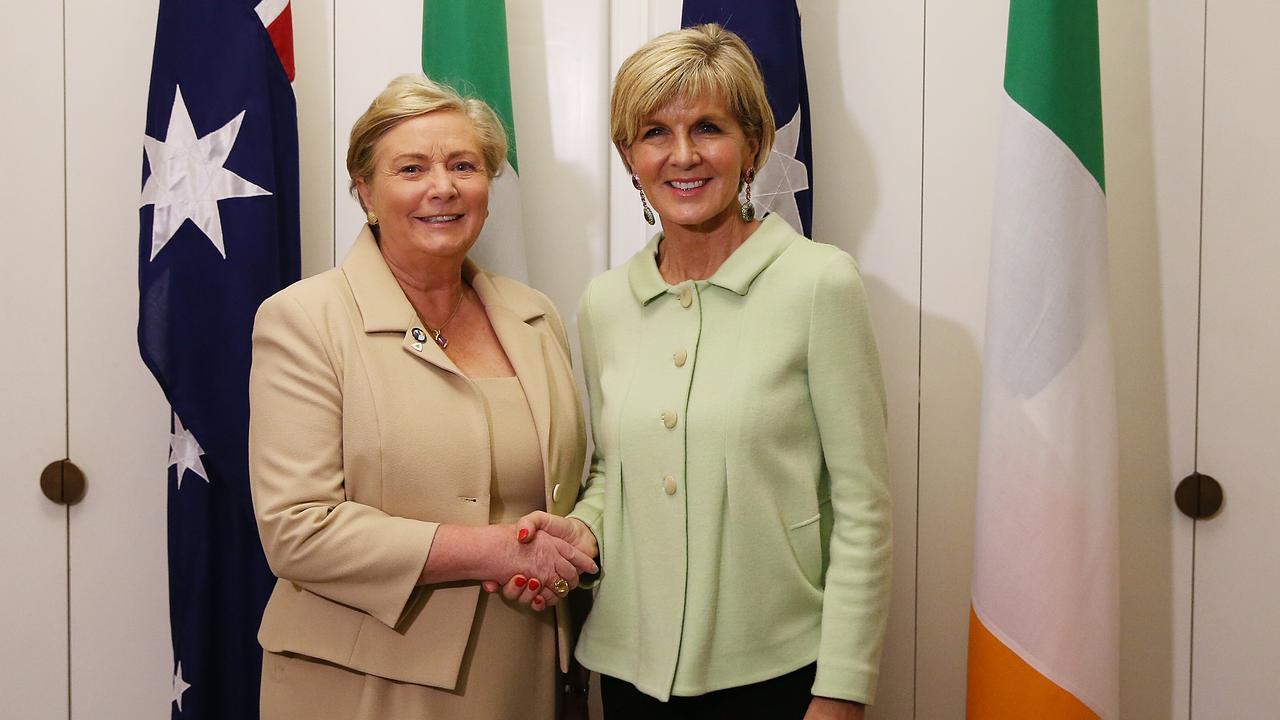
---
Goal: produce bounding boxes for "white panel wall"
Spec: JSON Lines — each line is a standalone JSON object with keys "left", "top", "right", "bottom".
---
{"left": 64, "top": 0, "right": 172, "bottom": 716}
{"left": 47, "top": 2, "right": 338, "bottom": 717}
{"left": 505, "top": 2, "right": 611, "bottom": 319}
{"left": 332, "top": 0, "right": 420, "bottom": 261}
{"left": 1101, "top": 0, "right": 1203, "bottom": 717}
{"left": 1194, "top": 0, "right": 1280, "bottom": 714}
{"left": 917, "top": 2, "right": 1006, "bottom": 716}
{"left": 295, "top": 0, "right": 337, "bottom": 276}
{"left": 0, "top": 2, "right": 69, "bottom": 717}
{"left": 59, "top": 1, "right": 339, "bottom": 718}
{"left": 800, "top": 2, "right": 923, "bottom": 717}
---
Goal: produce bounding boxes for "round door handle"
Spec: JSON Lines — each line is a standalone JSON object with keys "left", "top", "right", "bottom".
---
{"left": 40, "top": 459, "right": 87, "bottom": 506}
{"left": 1175, "top": 472, "right": 1222, "bottom": 520}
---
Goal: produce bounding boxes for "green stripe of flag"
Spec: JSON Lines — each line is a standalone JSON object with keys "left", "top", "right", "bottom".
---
{"left": 1004, "top": 0, "right": 1105, "bottom": 191}
{"left": 422, "top": 0, "right": 518, "bottom": 172}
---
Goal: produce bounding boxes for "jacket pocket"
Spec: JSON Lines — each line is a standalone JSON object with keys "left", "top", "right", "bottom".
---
{"left": 786, "top": 512, "right": 823, "bottom": 587}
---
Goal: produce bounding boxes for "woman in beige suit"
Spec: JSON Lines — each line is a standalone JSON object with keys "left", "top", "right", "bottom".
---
{"left": 248, "top": 74, "right": 596, "bottom": 719}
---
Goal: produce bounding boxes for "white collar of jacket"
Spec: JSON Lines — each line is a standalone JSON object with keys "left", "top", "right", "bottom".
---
{"left": 627, "top": 213, "right": 797, "bottom": 305}
{"left": 342, "top": 225, "right": 547, "bottom": 333}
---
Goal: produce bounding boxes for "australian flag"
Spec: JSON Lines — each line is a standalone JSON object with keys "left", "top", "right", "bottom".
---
{"left": 682, "top": 0, "right": 814, "bottom": 237}
{"left": 137, "top": 1, "right": 299, "bottom": 717}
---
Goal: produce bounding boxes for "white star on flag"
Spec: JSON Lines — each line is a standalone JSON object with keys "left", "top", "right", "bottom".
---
{"left": 254, "top": 0, "right": 288, "bottom": 26}
{"left": 751, "top": 107, "right": 810, "bottom": 234}
{"left": 169, "top": 413, "right": 209, "bottom": 488}
{"left": 172, "top": 662, "right": 192, "bottom": 712}
{"left": 140, "top": 85, "right": 271, "bottom": 261}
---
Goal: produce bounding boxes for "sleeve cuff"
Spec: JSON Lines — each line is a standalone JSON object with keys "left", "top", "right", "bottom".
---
{"left": 566, "top": 509, "right": 604, "bottom": 588}
{"left": 567, "top": 507, "right": 603, "bottom": 546}
{"left": 369, "top": 519, "right": 439, "bottom": 628}
{"left": 811, "top": 662, "right": 878, "bottom": 706}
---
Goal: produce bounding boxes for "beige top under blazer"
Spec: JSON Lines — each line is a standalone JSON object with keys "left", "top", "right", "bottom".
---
{"left": 248, "top": 228, "right": 586, "bottom": 689}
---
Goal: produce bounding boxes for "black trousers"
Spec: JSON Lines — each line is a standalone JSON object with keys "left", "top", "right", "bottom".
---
{"left": 599, "top": 664, "right": 817, "bottom": 720}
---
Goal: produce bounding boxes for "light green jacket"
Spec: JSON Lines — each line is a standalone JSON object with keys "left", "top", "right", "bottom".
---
{"left": 569, "top": 215, "right": 892, "bottom": 703}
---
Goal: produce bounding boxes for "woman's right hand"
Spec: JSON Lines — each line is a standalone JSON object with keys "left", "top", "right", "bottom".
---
{"left": 516, "top": 512, "right": 598, "bottom": 558}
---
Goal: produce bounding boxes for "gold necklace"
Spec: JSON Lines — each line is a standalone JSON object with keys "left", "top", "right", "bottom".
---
{"left": 424, "top": 289, "right": 465, "bottom": 349}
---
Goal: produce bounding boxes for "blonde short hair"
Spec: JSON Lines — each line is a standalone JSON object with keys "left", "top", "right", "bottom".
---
{"left": 611, "top": 24, "right": 775, "bottom": 173}
{"left": 346, "top": 74, "right": 508, "bottom": 207}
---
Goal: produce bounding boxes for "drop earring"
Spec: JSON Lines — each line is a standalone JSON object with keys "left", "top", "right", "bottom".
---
{"left": 739, "top": 168, "right": 756, "bottom": 222}
{"left": 633, "top": 174, "right": 656, "bottom": 225}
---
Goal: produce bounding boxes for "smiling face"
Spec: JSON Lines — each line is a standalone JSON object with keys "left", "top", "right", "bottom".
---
{"left": 355, "top": 110, "right": 490, "bottom": 266}
{"left": 621, "top": 94, "right": 759, "bottom": 234}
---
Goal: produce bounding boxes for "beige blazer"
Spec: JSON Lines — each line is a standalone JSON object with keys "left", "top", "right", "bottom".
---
{"left": 248, "top": 228, "right": 586, "bottom": 690}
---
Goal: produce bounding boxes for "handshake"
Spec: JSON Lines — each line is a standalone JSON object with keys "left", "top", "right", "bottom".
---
{"left": 480, "top": 511, "right": 599, "bottom": 612}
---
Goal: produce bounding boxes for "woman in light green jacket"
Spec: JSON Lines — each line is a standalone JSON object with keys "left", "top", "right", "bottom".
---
{"left": 504, "top": 24, "right": 891, "bottom": 720}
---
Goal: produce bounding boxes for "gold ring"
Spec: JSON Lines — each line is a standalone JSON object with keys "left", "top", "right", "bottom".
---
{"left": 551, "top": 578, "right": 570, "bottom": 595}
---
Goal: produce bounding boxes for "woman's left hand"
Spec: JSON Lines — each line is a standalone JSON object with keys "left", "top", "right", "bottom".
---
{"left": 803, "top": 697, "right": 865, "bottom": 720}
{"left": 483, "top": 512, "right": 599, "bottom": 610}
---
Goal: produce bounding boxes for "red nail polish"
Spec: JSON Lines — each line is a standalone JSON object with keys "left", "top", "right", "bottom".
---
{"left": 517, "top": 528, "right": 530, "bottom": 542}
{"left": 528, "top": 578, "right": 541, "bottom": 592}
{"left": 514, "top": 576, "right": 527, "bottom": 588}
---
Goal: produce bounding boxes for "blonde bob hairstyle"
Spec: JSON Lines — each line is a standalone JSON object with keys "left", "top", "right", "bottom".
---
{"left": 346, "top": 73, "right": 509, "bottom": 209}
{"left": 611, "top": 24, "right": 775, "bottom": 173}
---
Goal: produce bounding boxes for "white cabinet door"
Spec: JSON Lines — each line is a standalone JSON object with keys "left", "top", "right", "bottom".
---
{"left": 62, "top": 0, "right": 338, "bottom": 716}
{"left": 1193, "top": 0, "right": 1280, "bottom": 715}
{"left": 64, "top": 0, "right": 172, "bottom": 716}
{"left": 0, "top": 3, "right": 69, "bottom": 717}
{"left": 1104, "top": 0, "right": 1206, "bottom": 717}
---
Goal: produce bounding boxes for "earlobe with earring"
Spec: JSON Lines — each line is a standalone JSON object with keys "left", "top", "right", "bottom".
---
{"left": 366, "top": 210, "right": 379, "bottom": 226}
{"left": 739, "top": 168, "right": 756, "bottom": 222}
{"left": 633, "top": 173, "right": 656, "bottom": 225}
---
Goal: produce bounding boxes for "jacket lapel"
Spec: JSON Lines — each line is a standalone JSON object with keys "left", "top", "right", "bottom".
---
{"left": 342, "top": 231, "right": 555, "bottom": 487}
{"left": 399, "top": 326, "right": 463, "bottom": 376}
{"left": 342, "top": 228, "right": 464, "bottom": 376}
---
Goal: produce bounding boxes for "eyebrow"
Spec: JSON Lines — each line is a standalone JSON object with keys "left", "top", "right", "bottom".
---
{"left": 642, "top": 111, "right": 732, "bottom": 126}
{"left": 388, "top": 150, "right": 482, "bottom": 164}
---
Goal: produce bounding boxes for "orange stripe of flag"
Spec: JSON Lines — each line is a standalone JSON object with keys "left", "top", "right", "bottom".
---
{"left": 966, "top": 607, "right": 1098, "bottom": 719}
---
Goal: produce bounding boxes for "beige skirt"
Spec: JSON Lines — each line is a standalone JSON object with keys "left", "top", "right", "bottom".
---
{"left": 260, "top": 377, "right": 557, "bottom": 720}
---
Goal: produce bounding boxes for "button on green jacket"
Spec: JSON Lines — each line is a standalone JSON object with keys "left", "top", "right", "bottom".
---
{"left": 569, "top": 215, "right": 892, "bottom": 703}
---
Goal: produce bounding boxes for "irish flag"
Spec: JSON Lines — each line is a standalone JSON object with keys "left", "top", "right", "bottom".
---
{"left": 967, "top": 1, "right": 1119, "bottom": 718}
{"left": 421, "top": 0, "right": 528, "bottom": 281}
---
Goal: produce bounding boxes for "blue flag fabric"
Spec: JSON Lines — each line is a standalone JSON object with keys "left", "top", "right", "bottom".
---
{"left": 137, "top": 1, "right": 300, "bottom": 717}
{"left": 682, "top": 0, "right": 814, "bottom": 237}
